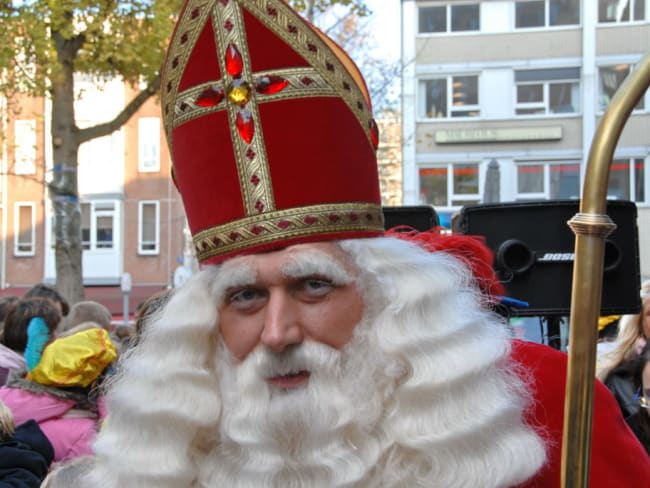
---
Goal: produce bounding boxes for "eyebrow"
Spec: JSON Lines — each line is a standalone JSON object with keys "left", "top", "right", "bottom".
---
{"left": 214, "top": 261, "right": 257, "bottom": 299}
{"left": 213, "top": 249, "right": 355, "bottom": 300}
{"left": 282, "top": 251, "right": 353, "bottom": 285}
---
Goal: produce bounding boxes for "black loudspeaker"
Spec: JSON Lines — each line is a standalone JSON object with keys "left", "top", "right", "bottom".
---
{"left": 452, "top": 200, "right": 641, "bottom": 317}
{"left": 383, "top": 205, "right": 439, "bottom": 232}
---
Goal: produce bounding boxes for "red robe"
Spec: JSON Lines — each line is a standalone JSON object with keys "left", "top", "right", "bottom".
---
{"left": 512, "top": 340, "right": 650, "bottom": 487}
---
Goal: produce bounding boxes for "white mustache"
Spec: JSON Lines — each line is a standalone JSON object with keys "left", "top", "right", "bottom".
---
{"left": 251, "top": 343, "right": 340, "bottom": 378}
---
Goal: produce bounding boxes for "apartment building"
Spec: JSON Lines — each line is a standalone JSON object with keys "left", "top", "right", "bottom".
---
{"left": 0, "top": 77, "right": 187, "bottom": 315}
{"left": 401, "top": 0, "right": 650, "bottom": 276}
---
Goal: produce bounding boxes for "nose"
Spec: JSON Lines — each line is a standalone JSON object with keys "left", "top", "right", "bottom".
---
{"left": 260, "top": 290, "right": 303, "bottom": 352}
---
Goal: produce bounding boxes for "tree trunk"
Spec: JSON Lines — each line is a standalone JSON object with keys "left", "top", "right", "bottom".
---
{"left": 49, "top": 30, "right": 84, "bottom": 305}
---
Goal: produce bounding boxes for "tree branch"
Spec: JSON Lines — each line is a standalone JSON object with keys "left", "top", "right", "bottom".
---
{"left": 77, "top": 72, "right": 161, "bottom": 144}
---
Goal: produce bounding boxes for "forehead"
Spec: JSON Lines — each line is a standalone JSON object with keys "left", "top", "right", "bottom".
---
{"left": 250, "top": 242, "right": 350, "bottom": 269}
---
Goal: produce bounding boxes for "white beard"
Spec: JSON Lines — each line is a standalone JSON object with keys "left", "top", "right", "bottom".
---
{"left": 195, "top": 237, "right": 547, "bottom": 488}
{"left": 198, "top": 328, "right": 395, "bottom": 488}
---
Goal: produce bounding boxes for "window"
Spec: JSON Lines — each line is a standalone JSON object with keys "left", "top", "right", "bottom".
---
{"left": 14, "top": 203, "right": 35, "bottom": 256}
{"left": 419, "top": 75, "right": 479, "bottom": 118}
{"left": 451, "top": 4, "right": 480, "bottom": 31}
{"left": 599, "top": 0, "right": 645, "bottom": 23}
{"left": 419, "top": 5, "right": 445, "bottom": 33}
{"left": 138, "top": 200, "right": 160, "bottom": 255}
{"left": 138, "top": 117, "right": 161, "bottom": 172}
{"left": 418, "top": 3, "right": 480, "bottom": 33}
{"left": 515, "top": 0, "right": 580, "bottom": 28}
{"left": 607, "top": 158, "right": 645, "bottom": 201}
{"left": 515, "top": 68, "right": 580, "bottom": 115}
{"left": 419, "top": 164, "right": 480, "bottom": 208}
{"left": 599, "top": 64, "right": 645, "bottom": 112}
{"left": 96, "top": 214, "right": 113, "bottom": 249}
{"left": 80, "top": 201, "right": 115, "bottom": 251}
{"left": 80, "top": 203, "right": 91, "bottom": 250}
{"left": 516, "top": 161, "right": 580, "bottom": 199}
{"left": 14, "top": 120, "right": 36, "bottom": 175}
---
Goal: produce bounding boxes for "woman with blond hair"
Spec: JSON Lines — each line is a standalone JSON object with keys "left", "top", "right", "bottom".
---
{"left": 597, "top": 280, "right": 650, "bottom": 418}
{"left": 625, "top": 341, "right": 650, "bottom": 454}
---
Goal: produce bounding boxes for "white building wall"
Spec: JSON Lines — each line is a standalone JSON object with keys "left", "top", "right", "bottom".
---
{"left": 402, "top": 0, "right": 419, "bottom": 204}
{"left": 76, "top": 77, "right": 125, "bottom": 195}
{"left": 481, "top": 69, "right": 514, "bottom": 118}
{"left": 481, "top": 1, "right": 511, "bottom": 33}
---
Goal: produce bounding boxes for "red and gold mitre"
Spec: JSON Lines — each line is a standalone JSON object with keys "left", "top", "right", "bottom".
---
{"left": 162, "top": 0, "right": 384, "bottom": 264}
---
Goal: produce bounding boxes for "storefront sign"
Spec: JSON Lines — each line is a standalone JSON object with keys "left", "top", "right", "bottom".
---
{"left": 435, "top": 127, "right": 562, "bottom": 144}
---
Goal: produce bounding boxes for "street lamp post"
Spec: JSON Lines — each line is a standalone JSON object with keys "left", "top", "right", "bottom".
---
{"left": 120, "top": 272, "right": 132, "bottom": 326}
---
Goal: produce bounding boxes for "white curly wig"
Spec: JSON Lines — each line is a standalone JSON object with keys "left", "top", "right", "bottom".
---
{"left": 85, "top": 236, "right": 546, "bottom": 487}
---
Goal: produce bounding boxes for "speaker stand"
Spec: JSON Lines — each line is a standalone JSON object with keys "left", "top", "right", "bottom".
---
{"left": 542, "top": 316, "right": 564, "bottom": 350}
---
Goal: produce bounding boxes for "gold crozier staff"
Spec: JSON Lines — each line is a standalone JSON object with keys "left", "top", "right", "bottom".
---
{"left": 563, "top": 52, "right": 650, "bottom": 488}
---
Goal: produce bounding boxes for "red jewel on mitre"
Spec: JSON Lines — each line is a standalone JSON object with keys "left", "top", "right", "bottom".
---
{"left": 161, "top": 0, "right": 383, "bottom": 264}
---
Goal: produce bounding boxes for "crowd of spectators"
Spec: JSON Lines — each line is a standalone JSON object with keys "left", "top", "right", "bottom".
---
{"left": 0, "top": 283, "right": 170, "bottom": 486}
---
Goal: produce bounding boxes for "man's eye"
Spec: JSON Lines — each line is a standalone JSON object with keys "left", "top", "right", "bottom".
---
{"left": 229, "top": 288, "right": 259, "bottom": 303}
{"left": 301, "top": 278, "right": 334, "bottom": 295}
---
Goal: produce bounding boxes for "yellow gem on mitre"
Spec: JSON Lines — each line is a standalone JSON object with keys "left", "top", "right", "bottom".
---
{"left": 227, "top": 79, "right": 252, "bottom": 106}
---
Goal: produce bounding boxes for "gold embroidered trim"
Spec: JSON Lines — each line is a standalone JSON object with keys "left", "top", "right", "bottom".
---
{"left": 214, "top": 0, "right": 276, "bottom": 215}
{"left": 171, "top": 67, "right": 335, "bottom": 129}
{"left": 193, "top": 203, "right": 385, "bottom": 262}
{"left": 239, "top": 0, "right": 374, "bottom": 148}
{"left": 161, "top": 0, "right": 212, "bottom": 151}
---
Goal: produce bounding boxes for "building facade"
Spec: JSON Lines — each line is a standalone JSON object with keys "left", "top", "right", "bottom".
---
{"left": 0, "top": 77, "right": 187, "bottom": 315}
{"left": 401, "top": 0, "right": 650, "bottom": 276}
